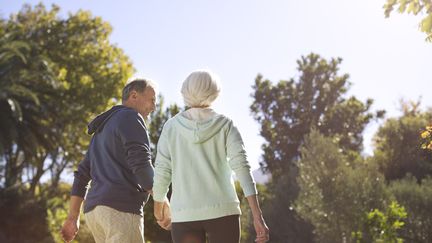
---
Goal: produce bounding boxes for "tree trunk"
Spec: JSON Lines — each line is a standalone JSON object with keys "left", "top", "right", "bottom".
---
{"left": 4, "top": 149, "right": 24, "bottom": 190}
{"left": 29, "top": 154, "right": 48, "bottom": 196}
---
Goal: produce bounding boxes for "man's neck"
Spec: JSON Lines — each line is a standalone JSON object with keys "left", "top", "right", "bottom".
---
{"left": 122, "top": 101, "right": 134, "bottom": 109}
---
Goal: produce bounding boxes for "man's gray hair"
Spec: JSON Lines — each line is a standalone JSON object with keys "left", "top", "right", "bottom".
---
{"left": 122, "top": 78, "right": 157, "bottom": 102}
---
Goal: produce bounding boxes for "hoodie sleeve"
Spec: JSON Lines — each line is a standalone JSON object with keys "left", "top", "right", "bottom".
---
{"left": 71, "top": 150, "right": 91, "bottom": 198}
{"left": 117, "top": 111, "right": 154, "bottom": 191}
{"left": 153, "top": 124, "right": 172, "bottom": 202}
{"left": 226, "top": 121, "right": 257, "bottom": 197}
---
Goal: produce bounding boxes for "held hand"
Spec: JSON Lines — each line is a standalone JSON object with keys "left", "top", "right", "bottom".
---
{"left": 253, "top": 216, "right": 269, "bottom": 243}
{"left": 61, "top": 217, "right": 80, "bottom": 242}
{"left": 158, "top": 201, "right": 172, "bottom": 230}
{"left": 154, "top": 201, "right": 164, "bottom": 221}
{"left": 154, "top": 200, "right": 171, "bottom": 230}
{"left": 157, "top": 201, "right": 171, "bottom": 230}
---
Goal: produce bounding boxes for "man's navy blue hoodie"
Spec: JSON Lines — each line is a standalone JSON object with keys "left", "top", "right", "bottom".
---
{"left": 71, "top": 105, "right": 154, "bottom": 216}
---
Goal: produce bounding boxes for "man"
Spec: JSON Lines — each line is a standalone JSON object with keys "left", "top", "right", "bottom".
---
{"left": 61, "top": 78, "right": 170, "bottom": 243}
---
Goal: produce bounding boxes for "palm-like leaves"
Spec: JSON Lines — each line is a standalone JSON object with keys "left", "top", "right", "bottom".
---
{"left": 1, "top": 4, "right": 133, "bottom": 195}
{"left": 0, "top": 33, "right": 59, "bottom": 187}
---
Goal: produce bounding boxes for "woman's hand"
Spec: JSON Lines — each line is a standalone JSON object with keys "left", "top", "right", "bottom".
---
{"left": 246, "top": 194, "right": 270, "bottom": 242}
{"left": 154, "top": 199, "right": 172, "bottom": 230}
{"left": 253, "top": 215, "right": 269, "bottom": 243}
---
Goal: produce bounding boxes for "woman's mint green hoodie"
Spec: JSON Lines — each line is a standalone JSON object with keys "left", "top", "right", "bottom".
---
{"left": 153, "top": 109, "right": 257, "bottom": 222}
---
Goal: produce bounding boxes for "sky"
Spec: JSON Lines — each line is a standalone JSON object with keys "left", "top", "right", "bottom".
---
{"left": 1, "top": 0, "right": 431, "bottom": 170}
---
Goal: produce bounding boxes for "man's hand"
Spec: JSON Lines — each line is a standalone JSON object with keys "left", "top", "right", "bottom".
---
{"left": 154, "top": 199, "right": 171, "bottom": 230}
{"left": 61, "top": 196, "right": 84, "bottom": 242}
{"left": 61, "top": 217, "right": 80, "bottom": 242}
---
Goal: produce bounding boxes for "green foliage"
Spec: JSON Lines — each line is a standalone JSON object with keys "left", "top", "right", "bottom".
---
{"left": 295, "top": 130, "right": 389, "bottom": 243}
{"left": 0, "top": 30, "right": 59, "bottom": 188}
{"left": 250, "top": 53, "right": 383, "bottom": 241}
{"left": 420, "top": 125, "right": 432, "bottom": 150}
{"left": 251, "top": 52, "right": 383, "bottom": 176}
{"left": 261, "top": 175, "right": 315, "bottom": 243}
{"left": 0, "top": 3, "right": 133, "bottom": 196}
{"left": 389, "top": 176, "right": 432, "bottom": 242}
{"left": 372, "top": 104, "right": 432, "bottom": 181}
{"left": 384, "top": 0, "right": 432, "bottom": 41}
{"left": 353, "top": 201, "right": 407, "bottom": 243}
{"left": 0, "top": 182, "right": 94, "bottom": 243}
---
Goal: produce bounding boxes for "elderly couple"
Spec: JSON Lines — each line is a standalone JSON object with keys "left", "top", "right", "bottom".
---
{"left": 61, "top": 70, "right": 269, "bottom": 243}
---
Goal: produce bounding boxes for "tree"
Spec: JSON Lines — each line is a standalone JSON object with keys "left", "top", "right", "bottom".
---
{"left": 0, "top": 3, "right": 134, "bottom": 195}
{"left": 261, "top": 175, "right": 315, "bottom": 243}
{"left": 384, "top": 0, "right": 432, "bottom": 41}
{"left": 420, "top": 125, "right": 432, "bottom": 150}
{"left": 353, "top": 201, "right": 407, "bottom": 243}
{"left": 250, "top": 53, "right": 384, "bottom": 241}
{"left": 0, "top": 31, "right": 59, "bottom": 190}
{"left": 389, "top": 175, "right": 432, "bottom": 242}
{"left": 295, "top": 130, "right": 389, "bottom": 243}
{"left": 251, "top": 53, "right": 384, "bottom": 177}
{"left": 372, "top": 102, "right": 432, "bottom": 181}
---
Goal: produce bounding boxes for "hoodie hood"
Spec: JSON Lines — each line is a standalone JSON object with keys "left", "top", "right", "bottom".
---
{"left": 174, "top": 111, "right": 230, "bottom": 144}
{"left": 87, "top": 105, "right": 128, "bottom": 135}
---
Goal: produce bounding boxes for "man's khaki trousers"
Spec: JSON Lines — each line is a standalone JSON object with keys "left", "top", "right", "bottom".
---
{"left": 85, "top": 205, "right": 144, "bottom": 243}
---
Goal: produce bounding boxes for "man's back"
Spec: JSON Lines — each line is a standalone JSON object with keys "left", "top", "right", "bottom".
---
{"left": 71, "top": 105, "right": 154, "bottom": 216}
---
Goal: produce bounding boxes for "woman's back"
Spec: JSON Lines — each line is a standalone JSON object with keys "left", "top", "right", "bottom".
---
{"left": 154, "top": 108, "right": 256, "bottom": 222}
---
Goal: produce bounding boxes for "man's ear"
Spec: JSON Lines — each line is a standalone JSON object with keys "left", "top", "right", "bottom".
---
{"left": 129, "top": 90, "right": 137, "bottom": 100}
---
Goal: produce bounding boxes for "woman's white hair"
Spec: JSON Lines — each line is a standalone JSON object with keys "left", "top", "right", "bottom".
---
{"left": 181, "top": 70, "right": 221, "bottom": 107}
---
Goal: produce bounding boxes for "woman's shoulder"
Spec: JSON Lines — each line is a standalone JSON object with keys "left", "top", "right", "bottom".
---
{"left": 213, "top": 113, "right": 234, "bottom": 126}
{"left": 160, "top": 113, "right": 182, "bottom": 130}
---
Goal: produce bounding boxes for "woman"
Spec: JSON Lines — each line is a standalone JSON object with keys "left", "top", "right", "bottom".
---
{"left": 153, "top": 70, "right": 269, "bottom": 243}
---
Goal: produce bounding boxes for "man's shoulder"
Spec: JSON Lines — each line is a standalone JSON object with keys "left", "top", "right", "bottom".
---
{"left": 116, "top": 107, "right": 138, "bottom": 116}
{"left": 111, "top": 108, "right": 146, "bottom": 130}
{"left": 115, "top": 108, "right": 143, "bottom": 121}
